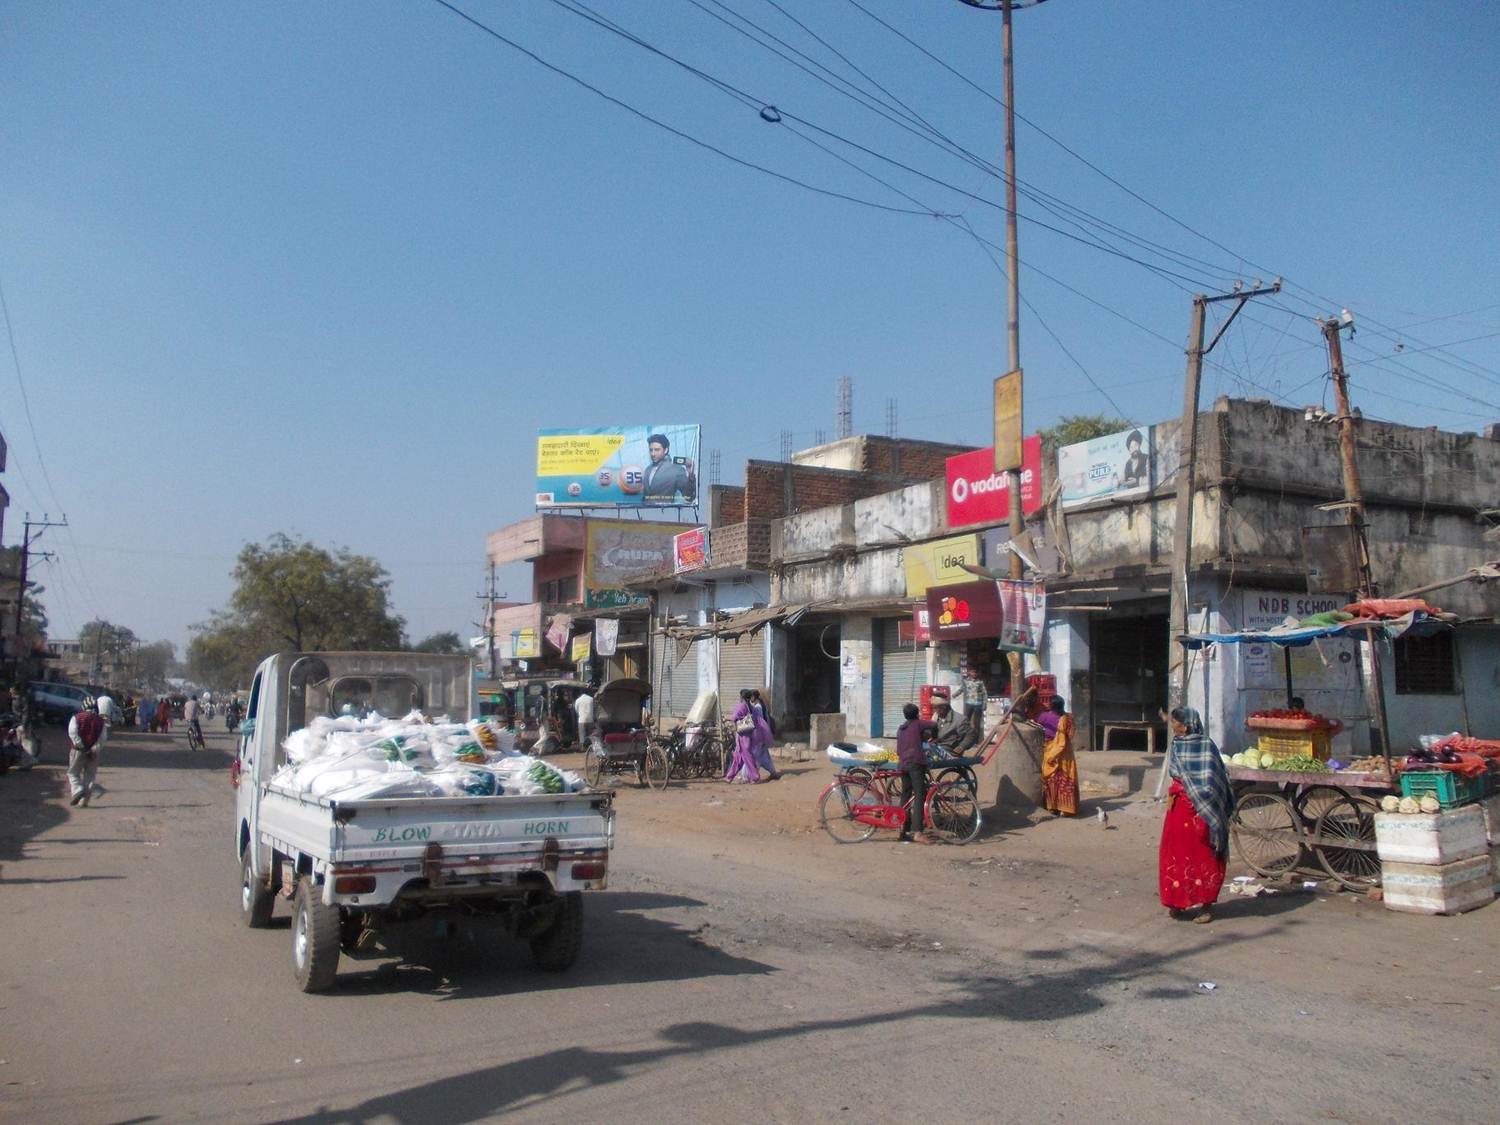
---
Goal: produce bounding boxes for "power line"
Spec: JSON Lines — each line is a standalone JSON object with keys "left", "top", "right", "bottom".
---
{"left": 427, "top": 0, "right": 940, "bottom": 217}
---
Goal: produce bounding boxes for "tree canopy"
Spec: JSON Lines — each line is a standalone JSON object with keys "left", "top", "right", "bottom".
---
{"left": 1039, "top": 413, "right": 1132, "bottom": 452}
{"left": 412, "top": 631, "right": 465, "bottom": 655}
{"left": 188, "top": 534, "right": 407, "bottom": 688}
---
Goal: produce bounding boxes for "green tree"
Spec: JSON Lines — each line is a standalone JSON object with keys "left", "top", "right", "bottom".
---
{"left": 1039, "top": 413, "right": 1132, "bottom": 452}
{"left": 133, "top": 640, "right": 177, "bottom": 691}
{"left": 78, "top": 619, "right": 138, "bottom": 679}
{"left": 412, "top": 630, "right": 465, "bottom": 655}
{"left": 188, "top": 534, "right": 407, "bottom": 685}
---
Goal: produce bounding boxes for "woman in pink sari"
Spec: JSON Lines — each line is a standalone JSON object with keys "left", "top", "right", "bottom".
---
{"left": 724, "top": 690, "right": 764, "bottom": 783}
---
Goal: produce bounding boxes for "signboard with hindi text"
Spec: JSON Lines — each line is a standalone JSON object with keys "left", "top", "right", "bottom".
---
{"left": 536, "top": 425, "right": 700, "bottom": 508}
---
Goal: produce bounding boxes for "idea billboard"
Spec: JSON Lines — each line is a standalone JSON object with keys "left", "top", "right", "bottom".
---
{"left": 536, "top": 424, "right": 701, "bottom": 508}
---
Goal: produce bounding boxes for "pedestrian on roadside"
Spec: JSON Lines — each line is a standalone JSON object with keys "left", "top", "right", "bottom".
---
{"left": 573, "top": 689, "right": 595, "bottom": 748}
{"left": 961, "top": 666, "right": 987, "bottom": 740}
{"left": 1159, "top": 706, "right": 1234, "bottom": 925}
{"left": 749, "top": 690, "right": 781, "bottom": 781}
{"left": 724, "top": 689, "right": 763, "bottom": 783}
{"left": 158, "top": 698, "right": 172, "bottom": 734}
{"left": 96, "top": 690, "right": 118, "bottom": 727}
{"left": 139, "top": 695, "right": 156, "bottom": 733}
{"left": 67, "top": 700, "right": 108, "bottom": 807}
{"left": 896, "top": 702, "right": 937, "bottom": 844}
{"left": 1039, "top": 697, "right": 1079, "bottom": 816}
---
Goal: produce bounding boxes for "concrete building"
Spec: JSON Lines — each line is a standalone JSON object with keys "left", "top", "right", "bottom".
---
{"left": 755, "top": 399, "right": 1500, "bottom": 752}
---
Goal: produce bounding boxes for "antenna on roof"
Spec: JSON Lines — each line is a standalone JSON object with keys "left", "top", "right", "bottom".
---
{"left": 837, "top": 375, "right": 853, "bottom": 439}
{"left": 885, "top": 397, "right": 898, "bottom": 438}
{"left": 708, "top": 448, "right": 721, "bottom": 486}
{"left": 779, "top": 429, "right": 794, "bottom": 461}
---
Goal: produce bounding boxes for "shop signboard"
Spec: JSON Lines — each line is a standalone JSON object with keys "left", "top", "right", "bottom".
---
{"left": 1239, "top": 589, "right": 1358, "bottom": 691}
{"left": 946, "top": 435, "right": 1044, "bottom": 529}
{"left": 993, "top": 370, "right": 1023, "bottom": 472}
{"left": 926, "top": 580, "right": 1004, "bottom": 642}
{"left": 674, "top": 526, "right": 709, "bottom": 573}
{"left": 570, "top": 633, "right": 593, "bottom": 663}
{"left": 510, "top": 628, "right": 540, "bottom": 660}
{"left": 899, "top": 605, "right": 932, "bottom": 645}
{"left": 996, "top": 579, "right": 1046, "bottom": 654}
{"left": 536, "top": 424, "right": 700, "bottom": 508}
{"left": 1058, "top": 425, "right": 1155, "bottom": 509}
{"left": 903, "top": 533, "right": 981, "bottom": 598}
{"left": 584, "top": 521, "right": 679, "bottom": 608}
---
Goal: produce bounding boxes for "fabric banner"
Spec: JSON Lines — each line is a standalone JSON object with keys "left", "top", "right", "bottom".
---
{"left": 594, "top": 618, "right": 619, "bottom": 656}
{"left": 545, "top": 617, "right": 571, "bottom": 654}
{"left": 996, "top": 580, "right": 1045, "bottom": 653}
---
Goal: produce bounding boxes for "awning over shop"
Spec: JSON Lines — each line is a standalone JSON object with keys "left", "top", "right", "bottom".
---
{"left": 1179, "top": 610, "right": 1452, "bottom": 649}
{"left": 662, "top": 595, "right": 921, "bottom": 641}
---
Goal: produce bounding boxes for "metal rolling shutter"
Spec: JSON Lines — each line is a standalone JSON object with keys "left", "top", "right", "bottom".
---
{"left": 716, "top": 631, "right": 766, "bottom": 711}
{"left": 651, "top": 634, "right": 700, "bottom": 720}
{"left": 878, "top": 617, "right": 923, "bottom": 738}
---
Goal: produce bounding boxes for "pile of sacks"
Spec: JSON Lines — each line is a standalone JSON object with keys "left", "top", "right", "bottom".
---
{"left": 271, "top": 711, "right": 585, "bottom": 801}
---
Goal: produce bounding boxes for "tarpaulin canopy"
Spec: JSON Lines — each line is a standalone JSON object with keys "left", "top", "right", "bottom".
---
{"left": 1178, "top": 610, "right": 1451, "bottom": 650}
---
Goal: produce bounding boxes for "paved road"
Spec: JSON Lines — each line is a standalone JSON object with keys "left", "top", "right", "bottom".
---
{"left": 2, "top": 725, "right": 1496, "bottom": 1124}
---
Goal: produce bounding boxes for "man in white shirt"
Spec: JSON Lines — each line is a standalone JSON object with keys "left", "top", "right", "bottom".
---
{"left": 67, "top": 702, "right": 109, "bottom": 806}
{"left": 95, "top": 692, "right": 118, "bottom": 727}
{"left": 573, "top": 691, "right": 595, "bottom": 747}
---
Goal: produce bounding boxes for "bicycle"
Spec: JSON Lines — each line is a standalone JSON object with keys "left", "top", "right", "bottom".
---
{"left": 186, "top": 720, "right": 206, "bottom": 752}
{"left": 817, "top": 767, "right": 981, "bottom": 845}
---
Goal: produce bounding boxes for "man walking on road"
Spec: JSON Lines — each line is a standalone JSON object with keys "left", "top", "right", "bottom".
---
{"left": 67, "top": 701, "right": 108, "bottom": 807}
{"left": 572, "top": 689, "right": 595, "bottom": 748}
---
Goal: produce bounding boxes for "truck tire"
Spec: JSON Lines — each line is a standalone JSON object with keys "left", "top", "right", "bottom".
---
{"left": 292, "top": 877, "right": 341, "bottom": 992}
{"left": 240, "top": 851, "right": 275, "bottom": 928}
{"left": 529, "top": 891, "right": 583, "bottom": 972}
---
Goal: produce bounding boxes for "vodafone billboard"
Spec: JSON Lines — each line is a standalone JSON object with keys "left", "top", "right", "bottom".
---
{"left": 945, "top": 435, "right": 1043, "bottom": 529}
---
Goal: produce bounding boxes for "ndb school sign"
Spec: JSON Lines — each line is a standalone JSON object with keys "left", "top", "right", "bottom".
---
{"left": 535, "top": 424, "right": 701, "bottom": 508}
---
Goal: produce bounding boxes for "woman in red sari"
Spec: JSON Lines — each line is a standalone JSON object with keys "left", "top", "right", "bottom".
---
{"left": 1159, "top": 707, "right": 1234, "bottom": 924}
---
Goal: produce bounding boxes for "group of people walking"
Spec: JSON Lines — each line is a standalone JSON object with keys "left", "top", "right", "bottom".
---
{"left": 136, "top": 695, "right": 173, "bottom": 733}
{"left": 726, "top": 689, "right": 780, "bottom": 783}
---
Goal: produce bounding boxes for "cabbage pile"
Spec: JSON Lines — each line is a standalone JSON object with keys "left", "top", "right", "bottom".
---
{"left": 271, "top": 711, "right": 584, "bottom": 801}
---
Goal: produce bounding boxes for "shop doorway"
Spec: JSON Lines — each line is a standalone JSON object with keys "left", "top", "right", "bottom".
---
{"left": 786, "top": 618, "right": 841, "bottom": 734}
{"left": 1089, "top": 606, "right": 1169, "bottom": 749}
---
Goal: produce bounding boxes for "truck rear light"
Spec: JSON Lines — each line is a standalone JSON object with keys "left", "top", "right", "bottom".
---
{"left": 570, "top": 862, "right": 607, "bottom": 881}
{"left": 333, "top": 875, "right": 377, "bottom": 894}
{"left": 542, "top": 837, "right": 560, "bottom": 872}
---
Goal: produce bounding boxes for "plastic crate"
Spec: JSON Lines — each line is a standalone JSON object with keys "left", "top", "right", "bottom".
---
{"left": 1256, "top": 730, "right": 1332, "bottom": 762}
{"left": 1401, "top": 769, "right": 1487, "bottom": 809}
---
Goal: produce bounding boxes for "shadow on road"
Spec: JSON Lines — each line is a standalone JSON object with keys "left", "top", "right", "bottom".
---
{"left": 271, "top": 917, "right": 1303, "bottom": 1124}
{"left": 0, "top": 765, "right": 70, "bottom": 863}
{"left": 322, "top": 890, "right": 774, "bottom": 1001}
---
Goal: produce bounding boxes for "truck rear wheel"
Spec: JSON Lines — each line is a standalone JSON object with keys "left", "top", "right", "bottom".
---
{"left": 529, "top": 891, "right": 583, "bottom": 972}
{"left": 292, "top": 877, "right": 341, "bottom": 992}
{"left": 240, "top": 851, "right": 274, "bottom": 928}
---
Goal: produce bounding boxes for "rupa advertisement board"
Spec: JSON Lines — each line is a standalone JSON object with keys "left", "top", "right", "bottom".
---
{"left": 1058, "top": 426, "right": 1154, "bottom": 508}
{"left": 945, "top": 435, "right": 1043, "bottom": 529}
{"left": 584, "top": 521, "right": 679, "bottom": 609}
{"left": 536, "top": 424, "right": 700, "bottom": 508}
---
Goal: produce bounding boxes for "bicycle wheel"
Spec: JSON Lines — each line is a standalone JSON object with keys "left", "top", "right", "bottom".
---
{"left": 644, "top": 744, "right": 672, "bottom": 790}
{"left": 583, "top": 747, "right": 606, "bottom": 788}
{"left": 933, "top": 766, "right": 978, "bottom": 799}
{"left": 926, "top": 781, "right": 982, "bottom": 844}
{"left": 818, "top": 778, "right": 879, "bottom": 843}
{"left": 1229, "top": 792, "right": 1301, "bottom": 877}
{"left": 1313, "top": 794, "right": 1381, "bottom": 890}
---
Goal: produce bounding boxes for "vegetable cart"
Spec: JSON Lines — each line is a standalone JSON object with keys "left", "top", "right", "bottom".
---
{"left": 1227, "top": 765, "right": 1397, "bottom": 890}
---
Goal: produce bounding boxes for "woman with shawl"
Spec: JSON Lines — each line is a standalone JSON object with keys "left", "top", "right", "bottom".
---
{"left": 1038, "top": 697, "right": 1078, "bottom": 816}
{"left": 724, "top": 690, "right": 763, "bottom": 783}
{"left": 1160, "top": 706, "right": 1235, "bottom": 923}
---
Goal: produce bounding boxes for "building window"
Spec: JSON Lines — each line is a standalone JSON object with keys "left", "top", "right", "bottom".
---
{"left": 557, "top": 575, "right": 579, "bottom": 603}
{"left": 1393, "top": 632, "right": 1456, "bottom": 695}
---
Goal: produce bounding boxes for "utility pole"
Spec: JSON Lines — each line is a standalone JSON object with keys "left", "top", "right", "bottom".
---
{"left": 10, "top": 514, "right": 63, "bottom": 668}
{"left": 475, "top": 562, "right": 503, "bottom": 680}
{"left": 1322, "top": 315, "right": 1393, "bottom": 763}
{"left": 1168, "top": 284, "right": 1280, "bottom": 708}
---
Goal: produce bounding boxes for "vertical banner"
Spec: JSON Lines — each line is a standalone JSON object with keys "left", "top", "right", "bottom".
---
{"left": 570, "top": 633, "right": 593, "bottom": 664}
{"left": 594, "top": 618, "right": 619, "bottom": 657}
{"left": 993, "top": 370, "right": 1023, "bottom": 473}
{"left": 545, "top": 617, "right": 571, "bottom": 654}
{"left": 996, "top": 580, "right": 1045, "bottom": 653}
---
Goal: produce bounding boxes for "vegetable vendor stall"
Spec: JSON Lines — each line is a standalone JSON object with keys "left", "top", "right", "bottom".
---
{"left": 1177, "top": 605, "right": 1457, "bottom": 891}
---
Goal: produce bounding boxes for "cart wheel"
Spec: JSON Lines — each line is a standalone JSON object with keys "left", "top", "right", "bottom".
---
{"left": 1230, "top": 792, "right": 1302, "bottom": 877}
{"left": 644, "top": 744, "right": 671, "bottom": 790}
{"left": 925, "top": 781, "right": 982, "bottom": 844}
{"left": 818, "top": 778, "right": 879, "bottom": 844}
{"left": 583, "top": 747, "right": 605, "bottom": 788}
{"left": 1313, "top": 794, "right": 1381, "bottom": 891}
{"left": 1293, "top": 784, "right": 1346, "bottom": 826}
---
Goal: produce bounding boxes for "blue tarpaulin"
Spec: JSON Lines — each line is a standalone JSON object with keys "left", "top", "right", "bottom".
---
{"left": 1178, "top": 611, "right": 1446, "bottom": 650}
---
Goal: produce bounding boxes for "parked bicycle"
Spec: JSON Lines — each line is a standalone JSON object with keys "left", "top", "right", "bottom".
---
{"left": 653, "top": 721, "right": 730, "bottom": 780}
{"left": 817, "top": 766, "right": 981, "bottom": 844}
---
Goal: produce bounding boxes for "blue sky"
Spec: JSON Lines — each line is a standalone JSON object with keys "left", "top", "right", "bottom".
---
{"left": 3, "top": 1, "right": 1497, "bottom": 653}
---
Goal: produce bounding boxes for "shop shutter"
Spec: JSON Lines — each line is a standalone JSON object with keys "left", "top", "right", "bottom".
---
{"left": 716, "top": 631, "right": 766, "bottom": 714}
{"left": 651, "top": 633, "right": 700, "bottom": 721}
{"left": 878, "top": 617, "right": 924, "bottom": 739}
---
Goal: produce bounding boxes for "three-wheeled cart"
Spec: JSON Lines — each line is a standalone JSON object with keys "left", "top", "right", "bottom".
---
{"left": 582, "top": 677, "right": 670, "bottom": 789}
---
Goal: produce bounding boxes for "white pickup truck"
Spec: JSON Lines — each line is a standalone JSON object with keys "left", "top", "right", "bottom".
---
{"left": 233, "top": 651, "right": 615, "bottom": 992}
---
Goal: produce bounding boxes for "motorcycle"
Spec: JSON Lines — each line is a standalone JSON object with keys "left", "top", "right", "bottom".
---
{"left": 0, "top": 712, "right": 37, "bottom": 775}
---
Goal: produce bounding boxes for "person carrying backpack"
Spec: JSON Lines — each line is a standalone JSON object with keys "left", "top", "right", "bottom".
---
{"left": 67, "top": 700, "right": 109, "bottom": 807}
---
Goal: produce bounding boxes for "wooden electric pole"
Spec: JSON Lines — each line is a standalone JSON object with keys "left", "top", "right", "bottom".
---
{"left": 1322, "top": 316, "right": 1393, "bottom": 762}
{"left": 1168, "top": 284, "right": 1280, "bottom": 708}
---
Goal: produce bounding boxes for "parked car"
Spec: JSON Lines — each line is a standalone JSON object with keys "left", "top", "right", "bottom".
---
{"left": 27, "top": 681, "right": 96, "bottom": 725}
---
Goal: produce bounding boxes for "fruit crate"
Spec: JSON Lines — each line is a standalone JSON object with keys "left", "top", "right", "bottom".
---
{"left": 1255, "top": 730, "right": 1332, "bottom": 762}
{"left": 1400, "top": 769, "right": 1487, "bottom": 809}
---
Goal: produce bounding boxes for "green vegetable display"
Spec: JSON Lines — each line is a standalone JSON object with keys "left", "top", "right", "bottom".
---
{"left": 526, "top": 760, "right": 566, "bottom": 794}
